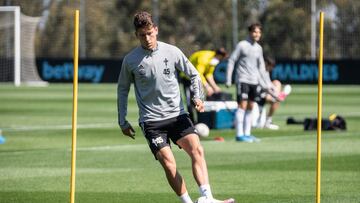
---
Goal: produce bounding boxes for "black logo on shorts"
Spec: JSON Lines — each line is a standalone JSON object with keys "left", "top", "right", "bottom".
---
{"left": 152, "top": 137, "right": 164, "bottom": 147}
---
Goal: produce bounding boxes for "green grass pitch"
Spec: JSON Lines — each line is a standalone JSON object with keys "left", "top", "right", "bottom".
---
{"left": 0, "top": 84, "right": 359, "bottom": 203}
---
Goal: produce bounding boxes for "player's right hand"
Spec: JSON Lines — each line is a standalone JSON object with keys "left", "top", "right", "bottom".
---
{"left": 121, "top": 124, "right": 135, "bottom": 139}
{"left": 193, "top": 98, "right": 205, "bottom": 112}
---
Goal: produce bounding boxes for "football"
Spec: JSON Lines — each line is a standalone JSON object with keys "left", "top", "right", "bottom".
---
{"left": 283, "top": 84, "right": 292, "bottom": 95}
{"left": 195, "top": 123, "right": 210, "bottom": 137}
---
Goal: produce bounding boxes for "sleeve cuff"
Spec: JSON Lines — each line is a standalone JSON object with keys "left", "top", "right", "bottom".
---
{"left": 119, "top": 121, "right": 130, "bottom": 130}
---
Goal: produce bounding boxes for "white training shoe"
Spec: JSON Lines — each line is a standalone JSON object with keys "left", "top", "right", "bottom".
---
{"left": 265, "top": 122, "right": 279, "bottom": 130}
{"left": 195, "top": 196, "right": 235, "bottom": 203}
{"left": 213, "top": 198, "right": 235, "bottom": 203}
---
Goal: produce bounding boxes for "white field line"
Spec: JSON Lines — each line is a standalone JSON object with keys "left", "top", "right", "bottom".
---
{"left": 3, "top": 111, "right": 360, "bottom": 132}
{"left": 76, "top": 144, "right": 147, "bottom": 151}
{"left": 3, "top": 122, "right": 119, "bottom": 132}
{"left": 0, "top": 167, "right": 141, "bottom": 180}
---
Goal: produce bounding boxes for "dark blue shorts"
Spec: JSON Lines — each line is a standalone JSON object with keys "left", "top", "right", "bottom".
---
{"left": 140, "top": 114, "right": 196, "bottom": 159}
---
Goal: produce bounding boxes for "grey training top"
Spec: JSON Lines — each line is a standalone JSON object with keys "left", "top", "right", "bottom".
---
{"left": 117, "top": 41, "right": 203, "bottom": 129}
{"left": 226, "top": 38, "right": 272, "bottom": 89}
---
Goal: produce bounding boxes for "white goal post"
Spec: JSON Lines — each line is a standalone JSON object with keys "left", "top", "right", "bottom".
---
{"left": 0, "top": 6, "right": 47, "bottom": 86}
{"left": 0, "top": 6, "right": 20, "bottom": 86}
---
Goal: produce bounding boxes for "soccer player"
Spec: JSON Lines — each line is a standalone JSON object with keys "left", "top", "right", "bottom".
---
{"left": 226, "top": 23, "right": 275, "bottom": 142}
{"left": 117, "top": 11, "right": 234, "bottom": 203}
{"left": 253, "top": 56, "right": 285, "bottom": 130}
{"left": 189, "top": 48, "right": 227, "bottom": 97}
{"left": 181, "top": 48, "right": 228, "bottom": 122}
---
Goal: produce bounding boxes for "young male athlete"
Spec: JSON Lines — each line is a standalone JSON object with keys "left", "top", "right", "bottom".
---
{"left": 226, "top": 23, "right": 276, "bottom": 142}
{"left": 253, "top": 56, "right": 287, "bottom": 130}
{"left": 117, "top": 11, "right": 234, "bottom": 203}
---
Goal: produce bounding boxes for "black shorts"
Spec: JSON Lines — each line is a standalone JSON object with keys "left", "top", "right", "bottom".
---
{"left": 236, "top": 82, "right": 259, "bottom": 103}
{"left": 255, "top": 85, "right": 267, "bottom": 106}
{"left": 139, "top": 114, "right": 196, "bottom": 159}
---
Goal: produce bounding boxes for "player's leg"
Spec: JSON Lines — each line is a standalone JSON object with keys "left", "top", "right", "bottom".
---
{"left": 177, "top": 134, "right": 207, "bottom": 184}
{"left": 234, "top": 83, "right": 253, "bottom": 142}
{"left": 156, "top": 147, "right": 191, "bottom": 201}
{"left": 244, "top": 100, "right": 254, "bottom": 136}
{"left": 177, "top": 134, "right": 235, "bottom": 203}
{"left": 236, "top": 100, "right": 247, "bottom": 135}
{"left": 243, "top": 84, "right": 261, "bottom": 141}
{"left": 254, "top": 87, "right": 268, "bottom": 128}
{"left": 235, "top": 101, "right": 254, "bottom": 142}
{"left": 264, "top": 80, "right": 281, "bottom": 130}
{"left": 141, "top": 119, "right": 192, "bottom": 203}
{"left": 170, "top": 114, "right": 211, "bottom": 199}
{"left": 171, "top": 114, "right": 235, "bottom": 203}
{"left": 252, "top": 85, "right": 263, "bottom": 128}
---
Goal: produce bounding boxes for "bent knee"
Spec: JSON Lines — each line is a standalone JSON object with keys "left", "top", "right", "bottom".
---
{"left": 190, "top": 145, "right": 205, "bottom": 159}
{"left": 272, "top": 80, "right": 282, "bottom": 89}
{"left": 156, "top": 149, "right": 177, "bottom": 171}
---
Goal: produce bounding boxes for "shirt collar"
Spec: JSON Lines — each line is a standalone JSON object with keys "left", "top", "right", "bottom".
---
{"left": 246, "top": 37, "right": 256, "bottom": 45}
{"left": 141, "top": 42, "right": 159, "bottom": 54}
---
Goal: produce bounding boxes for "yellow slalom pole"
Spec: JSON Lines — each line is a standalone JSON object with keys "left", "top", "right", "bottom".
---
{"left": 70, "top": 10, "right": 79, "bottom": 203}
{"left": 316, "top": 11, "right": 324, "bottom": 203}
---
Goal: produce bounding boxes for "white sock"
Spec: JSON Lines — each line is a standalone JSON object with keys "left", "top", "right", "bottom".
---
{"left": 199, "top": 184, "right": 213, "bottom": 199}
{"left": 255, "top": 105, "right": 263, "bottom": 127}
{"left": 266, "top": 117, "right": 272, "bottom": 125}
{"left": 179, "top": 191, "right": 193, "bottom": 203}
{"left": 235, "top": 108, "right": 245, "bottom": 136}
{"left": 244, "top": 110, "right": 253, "bottom": 136}
{"left": 259, "top": 106, "right": 267, "bottom": 127}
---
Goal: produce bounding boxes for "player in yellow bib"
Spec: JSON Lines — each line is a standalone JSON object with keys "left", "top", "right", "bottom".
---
{"left": 189, "top": 49, "right": 227, "bottom": 96}
{"left": 181, "top": 48, "right": 227, "bottom": 122}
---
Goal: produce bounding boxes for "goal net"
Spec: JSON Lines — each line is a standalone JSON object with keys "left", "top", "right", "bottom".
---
{"left": 0, "top": 6, "right": 47, "bottom": 86}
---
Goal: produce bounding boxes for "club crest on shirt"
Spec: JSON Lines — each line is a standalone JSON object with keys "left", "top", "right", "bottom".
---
{"left": 138, "top": 65, "right": 146, "bottom": 76}
{"left": 163, "top": 58, "right": 169, "bottom": 67}
{"left": 163, "top": 58, "right": 170, "bottom": 75}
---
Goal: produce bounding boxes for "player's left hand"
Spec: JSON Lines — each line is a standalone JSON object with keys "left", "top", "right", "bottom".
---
{"left": 266, "top": 87, "right": 278, "bottom": 99}
{"left": 121, "top": 124, "right": 136, "bottom": 139}
{"left": 193, "top": 98, "right": 204, "bottom": 112}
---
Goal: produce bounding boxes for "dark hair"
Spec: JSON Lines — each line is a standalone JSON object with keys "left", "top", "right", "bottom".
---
{"left": 215, "top": 47, "right": 227, "bottom": 57}
{"left": 248, "top": 23, "right": 262, "bottom": 32}
{"left": 264, "top": 56, "right": 276, "bottom": 71}
{"left": 133, "top": 11, "right": 156, "bottom": 30}
{"left": 264, "top": 56, "right": 276, "bottom": 66}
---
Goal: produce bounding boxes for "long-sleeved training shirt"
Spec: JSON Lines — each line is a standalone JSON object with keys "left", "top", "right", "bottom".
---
{"left": 117, "top": 41, "right": 203, "bottom": 129}
{"left": 226, "top": 38, "right": 272, "bottom": 89}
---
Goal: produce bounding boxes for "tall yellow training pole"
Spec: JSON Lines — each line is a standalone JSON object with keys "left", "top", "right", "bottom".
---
{"left": 316, "top": 11, "right": 324, "bottom": 203}
{"left": 70, "top": 10, "right": 79, "bottom": 203}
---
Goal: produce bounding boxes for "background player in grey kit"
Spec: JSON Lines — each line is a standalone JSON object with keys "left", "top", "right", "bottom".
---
{"left": 226, "top": 23, "right": 276, "bottom": 143}
{"left": 117, "top": 11, "right": 234, "bottom": 203}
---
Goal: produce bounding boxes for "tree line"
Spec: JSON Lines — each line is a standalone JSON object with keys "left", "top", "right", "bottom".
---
{"left": 1, "top": 0, "right": 359, "bottom": 59}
